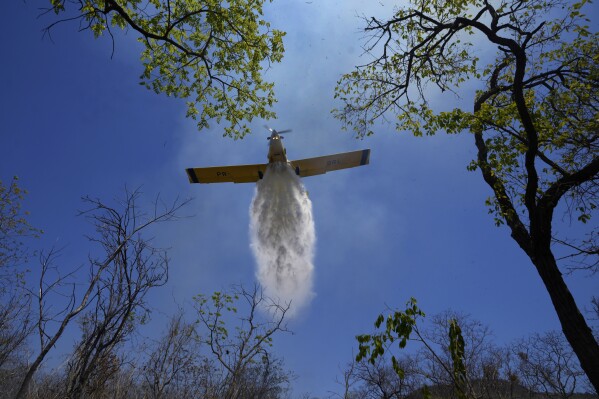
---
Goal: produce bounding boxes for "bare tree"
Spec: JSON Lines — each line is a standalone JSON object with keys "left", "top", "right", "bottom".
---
{"left": 108, "top": 364, "right": 143, "bottom": 399}
{"left": 0, "top": 177, "right": 41, "bottom": 282}
{"left": 65, "top": 192, "right": 172, "bottom": 398}
{"left": 24, "top": 368, "right": 67, "bottom": 399}
{"left": 140, "top": 286, "right": 293, "bottom": 399}
{"left": 231, "top": 355, "right": 292, "bottom": 399}
{"left": 513, "top": 331, "right": 592, "bottom": 397}
{"left": 477, "top": 346, "right": 522, "bottom": 399}
{"left": 351, "top": 356, "right": 421, "bottom": 399}
{"left": 193, "top": 284, "right": 292, "bottom": 399}
{"left": 0, "top": 292, "right": 32, "bottom": 369}
{"left": 591, "top": 297, "right": 599, "bottom": 325}
{"left": 66, "top": 348, "right": 124, "bottom": 398}
{"left": 0, "top": 293, "right": 34, "bottom": 398}
{"left": 142, "top": 310, "right": 201, "bottom": 399}
{"left": 330, "top": 358, "right": 360, "bottom": 399}
{"left": 0, "top": 177, "right": 40, "bottom": 372}
{"left": 15, "top": 188, "right": 188, "bottom": 399}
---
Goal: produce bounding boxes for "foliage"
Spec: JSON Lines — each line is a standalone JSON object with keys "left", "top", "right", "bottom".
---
{"left": 344, "top": 311, "right": 593, "bottom": 399}
{"left": 45, "top": 0, "right": 286, "bottom": 138}
{"left": 334, "top": 0, "right": 597, "bottom": 231}
{"left": 356, "top": 298, "right": 425, "bottom": 379}
{"left": 449, "top": 319, "right": 467, "bottom": 399}
{"left": 355, "top": 302, "right": 495, "bottom": 399}
{"left": 334, "top": 0, "right": 599, "bottom": 388}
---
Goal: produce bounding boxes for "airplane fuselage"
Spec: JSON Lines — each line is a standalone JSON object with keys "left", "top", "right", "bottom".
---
{"left": 267, "top": 132, "right": 288, "bottom": 163}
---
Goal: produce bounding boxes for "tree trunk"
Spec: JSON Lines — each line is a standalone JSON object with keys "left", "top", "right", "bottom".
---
{"left": 15, "top": 349, "right": 48, "bottom": 399}
{"left": 532, "top": 249, "right": 599, "bottom": 393}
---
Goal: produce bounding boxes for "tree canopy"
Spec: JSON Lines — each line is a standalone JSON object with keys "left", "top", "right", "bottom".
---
{"left": 334, "top": 0, "right": 598, "bottom": 391}
{"left": 47, "top": 0, "right": 285, "bottom": 138}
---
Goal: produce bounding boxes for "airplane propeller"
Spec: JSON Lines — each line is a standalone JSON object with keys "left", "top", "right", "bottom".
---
{"left": 265, "top": 125, "right": 292, "bottom": 139}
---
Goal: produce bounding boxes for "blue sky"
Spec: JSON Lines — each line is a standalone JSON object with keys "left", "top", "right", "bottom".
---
{"left": 1, "top": 0, "right": 597, "bottom": 397}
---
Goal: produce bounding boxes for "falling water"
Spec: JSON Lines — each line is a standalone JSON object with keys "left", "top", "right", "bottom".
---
{"left": 249, "top": 162, "right": 315, "bottom": 317}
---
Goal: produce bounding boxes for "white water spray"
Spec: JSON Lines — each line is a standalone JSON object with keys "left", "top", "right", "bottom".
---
{"left": 249, "top": 162, "right": 315, "bottom": 317}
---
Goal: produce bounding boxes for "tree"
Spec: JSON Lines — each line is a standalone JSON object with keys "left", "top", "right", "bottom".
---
{"left": 334, "top": 0, "right": 598, "bottom": 389}
{"left": 415, "top": 312, "right": 498, "bottom": 398}
{"left": 513, "top": 331, "right": 592, "bottom": 397}
{"left": 65, "top": 191, "right": 172, "bottom": 398}
{"left": 43, "top": 0, "right": 285, "bottom": 138}
{"left": 193, "top": 284, "right": 292, "bottom": 399}
{"left": 0, "top": 291, "right": 32, "bottom": 383}
{"left": 351, "top": 309, "right": 596, "bottom": 399}
{"left": 227, "top": 356, "right": 291, "bottom": 399}
{"left": 330, "top": 358, "right": 360, "bottom": 399}
{"left": 15, "top": 188, "right": 187, "bottom": 399}
{"left": 0, "top": 176, "right": 41, "bottom": 281}
{"left": 351, "top": 356, "right": 421, "bottom": 399}
{"left": 140, "top": 290, "right": 292, "bottom": 399}
{"left": 477, "top": 346, "right": 522, "bottom": 399}
{"left": 142, "top": 309, "right": 202, "bottom": 398}
{"left": 355, "top": 300, "right": 473, "bottom": 399}
{"left": 354, "top": 303, "right": 593, "bottom": 399}
{"left": 0, "top": 177, "right": 40, "bottom": 393}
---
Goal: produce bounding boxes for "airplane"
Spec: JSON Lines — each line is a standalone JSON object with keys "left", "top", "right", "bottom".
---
{"left": 185, "top": 127, "right": 371, "bottom": 184}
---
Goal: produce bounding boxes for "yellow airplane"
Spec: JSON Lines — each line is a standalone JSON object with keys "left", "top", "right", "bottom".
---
{"left": 186, "top": 127, "right": 371, "bottom": 184}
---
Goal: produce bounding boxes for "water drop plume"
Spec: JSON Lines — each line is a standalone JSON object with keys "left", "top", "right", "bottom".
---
{"left": 249, "top": 162, "right": 315, "bottom": 317}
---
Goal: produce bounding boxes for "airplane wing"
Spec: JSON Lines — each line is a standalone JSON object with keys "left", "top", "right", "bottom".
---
{"left": 186, "top": 163, "right": 268, "bottom": 184}
{"left": 290, "top": 149, "right": 370, "bottom": 178}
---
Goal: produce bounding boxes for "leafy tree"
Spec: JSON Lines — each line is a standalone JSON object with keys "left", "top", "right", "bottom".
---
{"left": 44, "top": 0, "right": 285, "bottom": 138}
{"left": 334, "top": 0, "right": 598, "bottom": 389}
